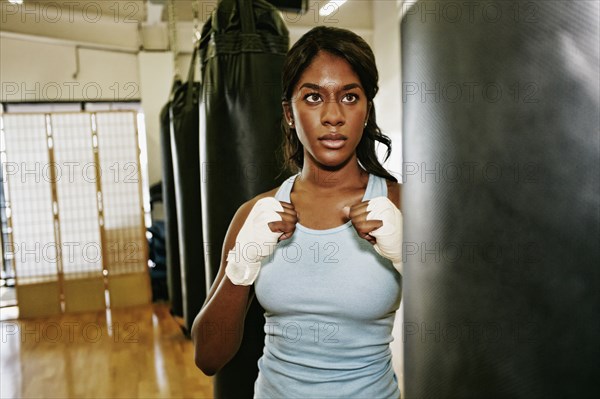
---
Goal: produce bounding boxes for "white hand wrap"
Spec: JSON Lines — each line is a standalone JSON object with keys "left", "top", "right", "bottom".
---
{"left": 225, "top": 197, "right": 284, "bottom": 285}
{"left": 366, "top": 196, "right": 403, "bottom": 274}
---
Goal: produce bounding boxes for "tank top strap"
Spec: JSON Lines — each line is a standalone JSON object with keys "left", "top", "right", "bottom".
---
{"left": 362, "top": 173, "right": 388, "bottom": 200}
{"left": 274, "top": 174, "right": 298, "bottom": 202}
{"left": 274, "top": 172, "right": 388, "bottom": 202}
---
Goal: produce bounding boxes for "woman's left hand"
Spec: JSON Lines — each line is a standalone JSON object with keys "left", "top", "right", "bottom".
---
{"left": 345, "top": 198, "right": 403, "bottom": 272}
{"left": 343, "top": 201, "right": 383, "bottom": 245}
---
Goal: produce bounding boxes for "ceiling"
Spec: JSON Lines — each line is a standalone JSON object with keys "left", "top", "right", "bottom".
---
{"left": 12, "top": 0, "right": 373, "bottom": 28}
{"left": 0, "top": 0, "right": 374, "bottom": 52}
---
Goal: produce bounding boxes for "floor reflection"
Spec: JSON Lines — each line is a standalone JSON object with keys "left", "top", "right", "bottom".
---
{"left": 0, "top": 303, "right": 212, "bottom": 398}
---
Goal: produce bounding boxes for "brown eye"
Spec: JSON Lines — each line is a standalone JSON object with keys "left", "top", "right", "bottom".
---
{"left": 304, "top": 93, "right": 322, "bottom": 104}
{"left": 342, "top": 93, "right": 359, "bottom": 103}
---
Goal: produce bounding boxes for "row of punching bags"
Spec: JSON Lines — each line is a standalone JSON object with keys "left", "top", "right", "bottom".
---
{"left": 159, "top": 0, "right": 598, "bottom": 398}
{"left": 159, "top": 1, "right": 288, "bottom": 397}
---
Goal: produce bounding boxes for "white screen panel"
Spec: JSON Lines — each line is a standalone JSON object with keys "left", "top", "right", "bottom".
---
{"left": 51, "top": 113, "right": 103, "bottom": 280}
{"left": 95, "top": 112, "right": 146, "bottom": 275}
{"left": 2, "top": 114, "right": 57, "bottom": 284}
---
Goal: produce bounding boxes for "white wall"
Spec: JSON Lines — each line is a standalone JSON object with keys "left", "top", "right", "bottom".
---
{"left": 372, "top": 1, "right": 404, "bottom": 395}
{"left": 137, "top": 52, "right": 174, "bottom": 187}
{"left": 373, "top": 1, "right": 403, "bottom": 181}
{"left": 0, "top": 0, "right": 140, "bottom": 48}
{"left": 0, "top": 34, "right": 139, "bottom": 102}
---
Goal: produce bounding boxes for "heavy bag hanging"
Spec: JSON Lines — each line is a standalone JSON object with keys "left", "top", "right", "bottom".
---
{"left": 401, "top": 1, "right": 599, "bottom": 397}
{"left": 198, "top": 0, "right": 289, "bottom": 397}
{"left": 170, "top": 44, "right": 206, "bottom": 332}
{"left": 159, "top": 79, "right": 184, "bottom": 318}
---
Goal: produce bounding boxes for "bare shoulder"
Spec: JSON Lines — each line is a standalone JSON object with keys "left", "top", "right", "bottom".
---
{"left": 386, "top": 179, "right": 402, "bottom": 210}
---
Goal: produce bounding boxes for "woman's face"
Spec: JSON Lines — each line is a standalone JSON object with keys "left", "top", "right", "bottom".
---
{"left": 285, "top": 51, "right": 369, "bottom": 169}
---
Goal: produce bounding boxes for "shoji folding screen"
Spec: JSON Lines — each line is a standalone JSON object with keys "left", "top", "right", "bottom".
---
{"left": 1, "top": 111, "right": 150, "bottom": 318}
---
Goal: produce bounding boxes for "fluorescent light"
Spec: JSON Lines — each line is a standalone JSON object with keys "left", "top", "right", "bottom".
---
{"left": 319, "top": 0, "right": 347, "bottom": 17}
{"left": 8, "top": 0, "right": 24, "bottom": 5}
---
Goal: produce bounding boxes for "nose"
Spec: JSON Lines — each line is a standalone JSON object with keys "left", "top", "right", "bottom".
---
{"left": 321, "top": 100, "right": 345, "bottom": 126}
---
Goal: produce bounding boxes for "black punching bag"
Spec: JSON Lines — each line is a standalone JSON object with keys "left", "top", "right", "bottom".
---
{"left": 159, "top": 80, "right": 183, "bottom": 318}
{"left": 198, "top": 0, "right": 289, "bottom": 397}
{"left": 170, "top": 45, "right": 206, "bottom": 331}
{"left": 402, "top": 1, "right": 599, "bottom": 397}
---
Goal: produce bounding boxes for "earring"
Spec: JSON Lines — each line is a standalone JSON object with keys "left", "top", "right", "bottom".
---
{"left": 364, "top": 121, "right": 368, "bottom": 127}
{"left": 288, "top": 120, "right": 294, "bottom": 127}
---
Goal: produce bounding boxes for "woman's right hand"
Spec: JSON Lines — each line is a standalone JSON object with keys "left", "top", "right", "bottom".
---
{"left": 225, "top": 198, "right": 298, "bottom": 285}
{"left": 271, "top": 201, "right": 298, "bottom": 242}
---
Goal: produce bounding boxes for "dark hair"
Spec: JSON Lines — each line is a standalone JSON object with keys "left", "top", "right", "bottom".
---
{"left": 279, "top": 26, "right": 397, "bottom": 183}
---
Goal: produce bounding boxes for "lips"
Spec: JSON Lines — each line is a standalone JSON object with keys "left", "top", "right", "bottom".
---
{"left": 319, "top": 133, "right": 347, "bottom": 150}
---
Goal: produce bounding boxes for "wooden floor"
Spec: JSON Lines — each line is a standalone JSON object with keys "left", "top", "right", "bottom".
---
{"left": 0, "top": 303, "right": 213, "bottom": 398}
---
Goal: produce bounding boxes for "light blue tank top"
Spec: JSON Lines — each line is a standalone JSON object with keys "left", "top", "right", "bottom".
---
{"left": 254, "top": 172, "right": 402, "bottom": 399}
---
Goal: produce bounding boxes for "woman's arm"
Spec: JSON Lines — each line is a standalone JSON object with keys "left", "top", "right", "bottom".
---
{"left": 191, "top": 193, "right": 297, "bottom": 375}
{"left": 191, "top": 199, "right": 258, "bottom": 376}
{"left": 387, "top": 180, "right": 401, "bottom": 210}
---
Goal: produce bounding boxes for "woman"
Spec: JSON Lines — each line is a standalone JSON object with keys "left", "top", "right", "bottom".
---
{"left": 192, "top": 26, "right": 402, "bottom": 398}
